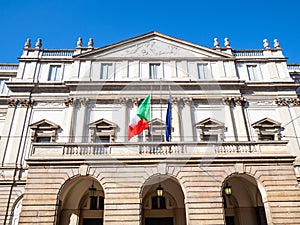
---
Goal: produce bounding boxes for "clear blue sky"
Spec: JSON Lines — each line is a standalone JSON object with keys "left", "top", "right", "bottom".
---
{"left": 1, "top": 0, "right": 299, "bottom": 63}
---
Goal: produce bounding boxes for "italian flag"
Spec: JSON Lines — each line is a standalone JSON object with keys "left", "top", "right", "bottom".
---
{"left": 128, "top": 94, "right": 151, "bottom": 140}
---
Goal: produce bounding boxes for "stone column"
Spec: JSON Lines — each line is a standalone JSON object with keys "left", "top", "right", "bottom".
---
{"left": 233, "top": 97, "right": 249, "bottom": 141}
{"left": 181, "top": 97, "right": 193, "bottom": 142}
{"left": 222, "top": 97, "right": 237, "bottom": 141}
{"left": 73, "top": 98, "right": 88, "bottom": 143}
{"left": 63, "top": 97, "right": 75, "bottom": 143}
{"left": 171, "top": 97, "right": 181, "bottom": 141}
{"left": 117, "top": 97, "right": 130, "bottom": 142}
{"left": 0, "top": 99, "right": 18, "bottom": 166}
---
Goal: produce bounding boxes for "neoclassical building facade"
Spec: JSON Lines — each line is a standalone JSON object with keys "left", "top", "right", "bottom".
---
{"left": 0, "top": 32, "right": 300, "bottom": 225}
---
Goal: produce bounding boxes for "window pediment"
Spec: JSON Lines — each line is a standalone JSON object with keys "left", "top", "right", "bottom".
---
{"left": 196, "top": 118, "right": 225, "bottom": 129}
{"left": 29, "top": 119, "right": 60, "bottom": 143}
{"left": 252, "top": 118, "right": 282, "bottom": 141}
{"left": 252, "top": 117, "right": 281, "bottom": 128}
{"left": 89, "top": 118, "right": 117, "bottom": 143}
{"left": 196, "top": 118, "right": 225, "bottom": 142}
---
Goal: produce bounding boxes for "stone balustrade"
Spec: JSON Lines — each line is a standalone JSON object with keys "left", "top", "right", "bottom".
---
{"left": 233, "top": 50, "right": 264, "bottom": 56}
{"left": 42, "top": 49, "right": 74, "bottom": 56}
{"left": 30, "top": 141, "right": 289, "bottom": 159}
{"left": 0, "top": 64, "right": 19, "bottom": 70}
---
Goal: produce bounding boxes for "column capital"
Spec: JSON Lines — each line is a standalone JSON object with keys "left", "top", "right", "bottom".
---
{"left": 182, "top": 97, "right": 192, "bottom": 106}
{"left": 7, "top": 99, "right": 19, "bottom": 108}
{"left": 19, "top": 98, "right": 34, "bottom": 108}
{"left": 275, "top": 97, "right": 300, "bottom": 106}
{"left": 119, "top": 97, "right": 130, "bottom": 106}
{"left": 64, "top": 97, "right": 74, "bottom": 107}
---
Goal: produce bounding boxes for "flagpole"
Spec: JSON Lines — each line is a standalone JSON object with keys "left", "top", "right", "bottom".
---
{"left": 169, "top": 85, "right": 172, "bottom": 142}
{"left": 160, "top": 78, "right": 163, "bottom": 142}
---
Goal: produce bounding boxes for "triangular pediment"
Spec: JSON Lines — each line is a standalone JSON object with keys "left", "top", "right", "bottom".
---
{"left": 196, "top": 118, "right": 224, "bottom": 128}
{"left": 76, "top": 32, "right": 232, "bottom": 59}
{"left": 89, "top": 118, "right": 117, "bottom": 129}
{"left": 30, "top": 119, "right": 60, "bottom": 129}
{"left": 149, "top": 118, "right": 165, "bottom": 126}
{"left": 252, "top": 118, "right": 281, "bottom": 128}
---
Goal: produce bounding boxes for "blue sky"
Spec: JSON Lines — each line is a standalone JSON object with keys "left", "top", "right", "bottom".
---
{"left": 1, "top": 0, "right": 299, "bottom": 63}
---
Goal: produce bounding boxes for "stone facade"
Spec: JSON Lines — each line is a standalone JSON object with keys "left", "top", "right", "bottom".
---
{"left": 0, "top": 32, "right": 300, "bottom": 225}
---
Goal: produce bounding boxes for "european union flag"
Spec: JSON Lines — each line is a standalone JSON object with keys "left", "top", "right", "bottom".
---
{"left": 165, "top": 99, "right": 172, "bottom": 141}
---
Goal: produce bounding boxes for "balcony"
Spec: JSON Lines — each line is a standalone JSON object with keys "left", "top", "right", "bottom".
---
{"left": 29, "top": 141, "right": 290, "bottom": 161}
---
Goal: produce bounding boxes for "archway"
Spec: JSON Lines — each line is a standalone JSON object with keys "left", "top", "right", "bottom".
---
{"left": 222, "top": 174, "right": 267, "bottom": 225}
{"left": 10, "top": 195, "right": 23, "bottom": 225}
{"left": 141, "top": 175, "right": 186, "bottom": 225}
{"left": 57, "top": 176, "right": 104, "bottom": 225}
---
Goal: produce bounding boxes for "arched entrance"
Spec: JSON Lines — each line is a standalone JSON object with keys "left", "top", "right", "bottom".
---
{"left": 141, "top": 175, "right": 186, "bottom": 225}
{"left": 222, "top": 174, "right": 267, "bottom": 225}
{"left": 57, "top": 176, "right": 104, "bottom": 225}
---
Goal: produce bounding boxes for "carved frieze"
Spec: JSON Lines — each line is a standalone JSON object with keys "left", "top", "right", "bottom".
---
{"left": 64, "top": 97, "right": 74, "bottom": 107}
{"left": 222, "top": 97, "right": 247, "bottom": 106}
{"left": 124, "top": 40, "right": 179, "bottom": 57}
{"left": 19, "top": 99, "right": 34, "bottom": 108}
{"left": 7, "top": 99, "right": 19, "bottom": 108}
{"left": 275, "top": 98, "right": 300, "bottom": 106}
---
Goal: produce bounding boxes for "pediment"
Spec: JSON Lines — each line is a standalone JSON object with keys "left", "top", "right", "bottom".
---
{"left": 196, "top": 118, "right": 224, "bottom": 128}
{"left": 149, "top": 118, "right": 165, "bottom": 126}
{"left": 89, "top": 118, "right": 117, "bottom": 129}
{"left": 76, "top": 32, "right": 232, "bottom": 59}
{"left": 30, "top": 119, "right": 60, "bottom": 129}
{"left": 252, "top": 118, "right": 281, "bottom": 128}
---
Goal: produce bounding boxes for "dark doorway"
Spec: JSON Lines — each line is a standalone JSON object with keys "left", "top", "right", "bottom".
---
{"left": 82, "top": 218, "right": 103, "bottom": 225}
{"left": 145, "top": 217, "right": 173, "bottom": 225}
{"left": 225, "top": 216, "right": 235, "bottom": 225}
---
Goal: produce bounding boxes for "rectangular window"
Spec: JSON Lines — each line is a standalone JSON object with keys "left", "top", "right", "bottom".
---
{"left": 152, "top": 196, "right": 166, "bottom": 209}
{"left": 149, "top": 63, "right": 161, "bottom": 79}
{"left": 259, "top": 135, "right": 275, "bottom": 141}
{"left": 203, "top": 135, "right": 218, "bottom": 142}
{"left": 100, "top": 63, "right": 113, "bottom": 79}
{"left": 0, "top": 80, "right": 8, "bottom": 94}
{"left": 95, "top": 136, "right": 110, "bottom": 143}
{"left": 197, "top": 63, "right": 211, "bottom": 79}
{"left": 247, "top": 65, "right": 259, "bottom": 80}
{"left": 48, "top": 65, "right": 62, "bottom": 81}
{"left": 36, "top": 137, "right": 51, "bottom": 143}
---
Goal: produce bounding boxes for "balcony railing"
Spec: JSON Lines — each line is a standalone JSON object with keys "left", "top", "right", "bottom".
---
{"left": 0, "top": 64, "right": 19, "bottom": 70}
{"left": 233, "top": 50, "right": 264, "bottom": 57}
{"left": 42, "top": 49, "right": 74, "bottom": 57}
{"left": 288, "top": 64, "right": 300, "bottom": 71}
{"left": 30, "top": 141, "right": 289, "bottom": 159}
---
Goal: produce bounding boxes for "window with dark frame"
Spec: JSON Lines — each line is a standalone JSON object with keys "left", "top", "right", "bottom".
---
{"left": 48, "top": 65, "right": 62, "bottom": 81}
{"left": 149, "top": 63, "right": 161, "bottom": 79}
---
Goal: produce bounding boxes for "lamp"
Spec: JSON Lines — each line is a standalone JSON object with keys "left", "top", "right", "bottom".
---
{"left": 224, "top": 182, "right": 232, "bottom": 197}
{"left": 89, "top": 183, "right": 96, "bottom": 197}
{"left": 156, "top": 184, "right": 164, "bottom": 197}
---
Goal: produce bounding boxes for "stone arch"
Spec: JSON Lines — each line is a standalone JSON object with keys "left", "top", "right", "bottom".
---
{"left": 221, "top": 173, "right": 269, "bottom": 225}
{"left": 56, "top": 175, "right": 105, "bottom": 225}
{"left": 141, "top": 174, "right": 187, "bottom": 225}
{"left": 9, "top": 194, "right": 23, "bottom": 225}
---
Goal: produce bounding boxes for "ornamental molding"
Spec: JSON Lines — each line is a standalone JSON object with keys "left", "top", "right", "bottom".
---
{"left": 7, "top": 99, "right": 19, "bottom": 108}
{"left": 64, "top": 97, "right": 74, "bottom": 107}
{"left": 222, "top": 97, "right": 247, "bottom": 106}
{"left": 123, "top": 40, "right": 180, "bottom": 57}
{"left": 275, "top": 98, "right": 300, "bottom": 106}
{"left": 19, "top": 99, "right": 34, "bottom": 108}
